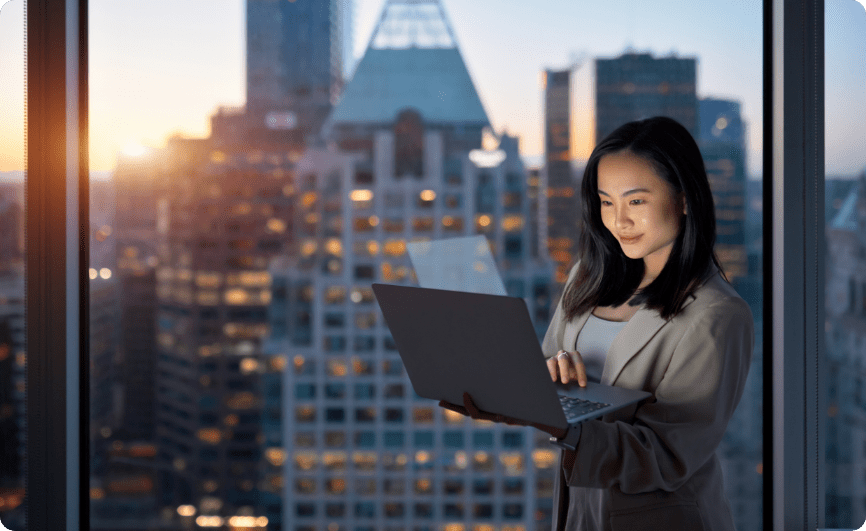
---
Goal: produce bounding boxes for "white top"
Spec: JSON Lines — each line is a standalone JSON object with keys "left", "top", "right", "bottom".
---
{"left": 574, "top": 314, "right": 630, "bottom": 383}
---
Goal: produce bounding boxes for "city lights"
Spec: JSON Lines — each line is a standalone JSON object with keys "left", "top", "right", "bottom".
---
{"left": 176, "top": 504, "right": 196, "bottom": 517}
{"left": 350, "top": 189, "right": 373, "bottom": 201}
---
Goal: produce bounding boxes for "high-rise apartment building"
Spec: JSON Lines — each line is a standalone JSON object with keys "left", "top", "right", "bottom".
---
{"left": 265, "top": 2, "right": 558, "bottom": 530}
{"left": 595, "top": 52, "right": 698, "bottom": 143}
{"left": 542, "top": 69, "right": 579, "bottom": 286}
{"left": 247, "top": 0, "right": 351, "bottom": 140}
{"left": 151, "top": 134, "right": 299, "bottom": 526}
{"left": 698, "top": 98, "right": 748, "bottom": 282}
{"left": 0, "top": 270, "right": 24, "bottom": 526}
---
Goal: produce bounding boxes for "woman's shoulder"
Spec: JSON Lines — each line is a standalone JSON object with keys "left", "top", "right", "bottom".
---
{"left": 680, "top": 269, "right": 753, "bottom": 323}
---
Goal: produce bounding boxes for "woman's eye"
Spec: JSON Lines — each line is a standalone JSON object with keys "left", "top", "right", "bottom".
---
{"left": 630, "top": 199, "right": 644, "bottom": 205}
{"left": 600, "top": 200, "right": 612, "bottom": 206}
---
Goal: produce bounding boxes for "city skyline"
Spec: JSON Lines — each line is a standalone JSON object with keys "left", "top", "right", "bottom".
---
{"left": 1, "top": 0, "right": 863, "bottom": 176}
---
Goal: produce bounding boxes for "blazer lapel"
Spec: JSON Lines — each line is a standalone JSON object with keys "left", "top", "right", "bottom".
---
{"left": 599, "top": 306, "right": 669, "bottom": 385}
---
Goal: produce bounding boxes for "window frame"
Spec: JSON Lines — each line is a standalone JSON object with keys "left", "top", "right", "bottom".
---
{"left": 24, "top": 0, "right": 829, "bottom": 529}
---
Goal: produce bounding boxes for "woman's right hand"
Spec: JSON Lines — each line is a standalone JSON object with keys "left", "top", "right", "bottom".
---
{"left": 547, "top": 350, "right": 588, "bottom": 387}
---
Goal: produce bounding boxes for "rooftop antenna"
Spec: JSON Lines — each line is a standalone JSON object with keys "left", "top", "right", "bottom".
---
{"left": 364, "top": 0, "right": 459, "bottom": 52}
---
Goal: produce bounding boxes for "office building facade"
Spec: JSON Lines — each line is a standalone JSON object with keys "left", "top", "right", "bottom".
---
{"left": 266, "top": 2, "right": 558, "bottom": 529}
{"left": 595, "top": 52, "right": 698, "bottom": 143}
{"left": 543, "top": 69, "right": 580, "bottom": 287}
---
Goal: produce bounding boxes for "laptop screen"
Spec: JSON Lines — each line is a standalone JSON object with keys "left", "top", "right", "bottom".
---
{"left": 406, "top": 235, "right": 506, "bottom": 295}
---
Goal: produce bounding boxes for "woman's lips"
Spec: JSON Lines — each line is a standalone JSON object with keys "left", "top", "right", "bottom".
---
{"left": 619, "top": 235, "right": 642, "bottom": 244}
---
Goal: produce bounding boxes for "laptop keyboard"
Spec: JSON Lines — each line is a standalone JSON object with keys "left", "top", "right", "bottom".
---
{"left": 559, "top": 395, "right": 611, "bottom": 422}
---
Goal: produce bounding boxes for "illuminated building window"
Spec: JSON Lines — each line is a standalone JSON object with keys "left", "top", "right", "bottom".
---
{"left": 443, "top": 409, "right": 465, "bottom": 425}
{"left": 414, "top": 503, "right": 433, "bottom": 518}
{"left": 354, "top": 216, "right": 377, "bottom": 232}
{"left": 295, "top": 478, "right": 316, "bottom": 494}
{"left": 499, "top": 453, "right": 525, "bottom": 474}
{"left": 383, "top": 239, "right": 406, "bottom": 256}
{"left": 355, "top": 312, "right": 376, "bottom": 329}
{"left": 325, "top": 286, "right": 346, "bottom": 304}
{"left": 295, "top": 406, "right": 316, "bottom": 423}
{"left": 414, "top": 431, "right": 434, "bottom": 448}
{"left": 325, "top": 432, "right": 346, "bottom": 448}
{"left": 413, "top": 408, "right": 434, "bottom": 424}
{"left": 294, "top": 452, "right": 317, "bottom": 471}
{"left": 475, "top": 214, "right": 493, "bottom": 232}
{"left": 327, "top": 360, "right": 347, "bottom": 377}
{"left": 503, "top": 191, "right": 522, "bottom": 210}
{"left": 293, "top": 356, "right": 315, "bottom": 376}
{"left": 417, "top": 189, "right": 436, "bottom": 207}
{"left": 445, "top": 193, "right": 462, "bottom": 209}
{"left": 502, "top": 214, "right": 524, "bottom": 232}
{"left": 412, "top": 217, "right": 434, "bottom": 231}
{"left": 353, "top": 358, "right": 374, "bottom": 376}
{"left": 322, "top": 451, "right": 347, "bottom": 470}
{"left": 383, "top": 453, "right": 408, "bottom": 471}
{"left": 354, "top": 431, "right": 376, "bottom": 448}
{"left": 442, "top": 215, "right": 464, "bottom": 231}
{"left": 473, "top": 452, "right": 494, "bottom": 472}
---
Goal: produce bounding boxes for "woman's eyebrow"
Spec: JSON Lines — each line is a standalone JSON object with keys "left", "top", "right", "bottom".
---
{"left": 598, "top": 188, "right": 652, "bottom": 197}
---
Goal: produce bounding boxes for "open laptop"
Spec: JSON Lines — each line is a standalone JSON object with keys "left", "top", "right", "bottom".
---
{"left": 372, "top": 283, "right": 652, "bottom": 444}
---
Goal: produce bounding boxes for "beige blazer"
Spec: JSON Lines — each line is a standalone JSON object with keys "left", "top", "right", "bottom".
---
{"left": 542, "top": 263, "right": 754, "bottom": 531}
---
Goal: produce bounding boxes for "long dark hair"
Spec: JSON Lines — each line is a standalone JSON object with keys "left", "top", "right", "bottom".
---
{"left": 562, "top": 116, "right": 724, "bottom": 321}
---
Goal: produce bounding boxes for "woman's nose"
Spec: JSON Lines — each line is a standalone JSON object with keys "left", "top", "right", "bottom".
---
{"left": 614, "top": 206, "right": 632, "bottom": 229}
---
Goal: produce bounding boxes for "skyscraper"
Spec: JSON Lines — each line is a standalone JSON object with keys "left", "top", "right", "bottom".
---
{"left": 595, "top": 51, "right": 698, "bottom": 143}
{"left": 247, "top": 0, "right": 351, "bottom": 140}
{"left": 698, "top": 98, "right": 748, "bottom": 282}
{"left": 267, "top": 1, "right": 557, "bottom": 529}
{"left": 542, "top": 69, "right": 579, "bottom": 286}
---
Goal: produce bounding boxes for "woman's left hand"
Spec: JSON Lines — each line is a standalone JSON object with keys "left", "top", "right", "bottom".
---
{"left": 547, "top": 350, "right": 587, "bottom": 387}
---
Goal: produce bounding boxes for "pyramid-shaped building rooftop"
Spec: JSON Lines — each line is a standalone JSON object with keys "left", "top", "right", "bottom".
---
{"left": 323, "top": 0, "right": 490, "bottom": 132}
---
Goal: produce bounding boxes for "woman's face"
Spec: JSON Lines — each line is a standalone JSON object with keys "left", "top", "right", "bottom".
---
{"left": 596, "top": 150, "right": 685, "bottom": 277}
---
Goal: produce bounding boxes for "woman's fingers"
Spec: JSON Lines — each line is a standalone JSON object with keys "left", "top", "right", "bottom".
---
{"left": 546, "top": 356, "right": 559, "bottom": 382}
{"left": 553, "top": 350, "right": 587, "bottom": 387}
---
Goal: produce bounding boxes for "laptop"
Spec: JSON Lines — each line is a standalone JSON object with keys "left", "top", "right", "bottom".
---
{"left": 407, "top": 235, "right": 507, "bottom": 296}
{"left": 372, "top": 283, "right": 652, "bottom": 446}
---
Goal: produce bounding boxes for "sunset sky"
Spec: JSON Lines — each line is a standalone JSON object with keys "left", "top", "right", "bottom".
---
{"left": 0, "top": 0, "right": 864, "bottom": 176}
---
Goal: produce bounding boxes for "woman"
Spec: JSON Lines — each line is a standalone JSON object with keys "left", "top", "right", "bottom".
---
{"left": 442, "top": 116, "right": 753, "bottom": 530}
{"left": 542, "top": 116, "right": 753, "bottom": 530}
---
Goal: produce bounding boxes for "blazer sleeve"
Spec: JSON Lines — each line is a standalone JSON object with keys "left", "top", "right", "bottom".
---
{"left": 561, "top": 294, "right": 754, "bottom": 494}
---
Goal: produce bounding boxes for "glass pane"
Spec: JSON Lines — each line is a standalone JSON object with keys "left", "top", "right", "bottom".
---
{"left": 89, "top": 1, "right": 763, "bottom": 530}
{"left": 0, "top": 0, "right": 26, "bottom": 527}
{"left": 824, "top": 1, "right": 866, "bottom": 527}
